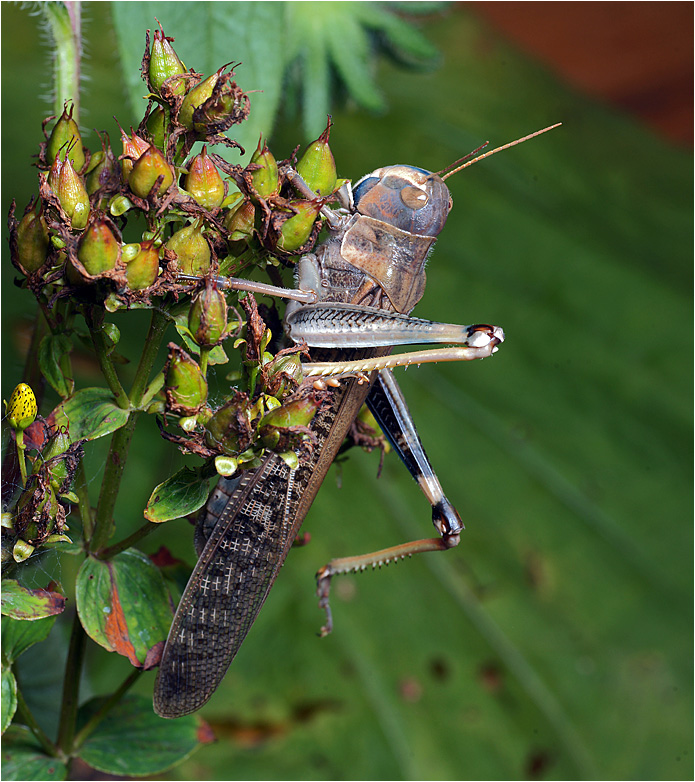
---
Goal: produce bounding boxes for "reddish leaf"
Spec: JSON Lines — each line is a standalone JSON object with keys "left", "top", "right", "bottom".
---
{"left": 0, "top": 580, "right": 65, "bottom": 620}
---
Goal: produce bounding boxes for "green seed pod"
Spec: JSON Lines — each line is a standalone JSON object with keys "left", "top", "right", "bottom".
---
{"left": 188, "top": 281, "right": 228, "bottom": 347}
{"left": 125, "top": 239, "right": 159, "bottom": 290}
{"left": 296, "top": 121, "right": 337, "bottom": 196}
{"left": 165, "top": 344, "right": 208, "bottom": 416}
{"left": 179, "top": 70, "right": 220, "bottom": 130}
{"left": 16, "top": 202, "right": 50, "bottom": 273}
{"left": 249, "top": 137, "right": 278, "bottom": 198}
{"left": 224, "top": 198, "right": 254, "bottom": 241}
{"left": 277, "top": 200, "right": 322, "bottom": 252}
{"left": 146, "top": 105, "right": 169, "bottom": 149}
{"left": 184, "top": 146, "right": 225, "bottom": 209}
{"left": 204, "top": 397, "right": 250, "bottom": 455}
{"left": 6, "top": 383, "right": 37, "bottom": 431}
{"left": 149, "top": 27, "right": 187, "bottom": 97}
{"left": 264, "top": 352, "right": 304, "bottom": 397}
{"left": 259, "top": 394, "right": 321, "bottom": 430}
{"left": 76, "top": 215, "right": 121, "bottom": 275}
{"left": 34, "top": 427, "right": 71, "bottom": 489}
{"left": 129, "top": 145, "right": 175, "bottom": 198}
{"left": 166, "top": 220, "right": 210, "bottom": 275}
{"left": 119, "top": 126, "right": 150, "bottom": 180}
{"left": 47, "top": 102, "right": 85, "bottom": 171}
{"left": 47, "top": 155, "right": 90, "bottom": 230}
{"left": 85, "top": 141, "right": 118, "bottom": 196}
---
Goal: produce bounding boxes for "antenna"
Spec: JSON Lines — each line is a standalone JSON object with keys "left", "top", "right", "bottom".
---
{"left": 440, "top": 123, "right": 562, "bottom": 181}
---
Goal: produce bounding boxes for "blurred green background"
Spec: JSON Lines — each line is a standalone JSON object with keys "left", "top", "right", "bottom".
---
{"left": 2, "top": 2, "right": 692, "bottom": 780}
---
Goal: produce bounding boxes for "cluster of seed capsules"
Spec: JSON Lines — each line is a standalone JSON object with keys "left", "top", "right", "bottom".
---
{"left": 5, "top": 23, "right": 347, "bottom": 562}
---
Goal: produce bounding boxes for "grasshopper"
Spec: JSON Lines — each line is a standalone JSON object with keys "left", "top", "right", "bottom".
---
{"left": 154, "top": 125, "right": 559, "bottom": 718}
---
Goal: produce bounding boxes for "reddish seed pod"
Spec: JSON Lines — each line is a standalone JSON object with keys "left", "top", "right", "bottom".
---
{"left": 119, "top": 126, "right": 150, "bottom": 180}
{"left": 47, "top": 155, "right": 90, "bottom": 230}
{"left": 185, "top": 146, "right": 225, "bottom": 209}
{"left": 129, "top": 145, "right": 175, "bottom": 198}
{"left": 76, "top": 215, "right": 121, "bottom": 275}
{"left": 224, "top": 198, "right": 255, "bottom": 241}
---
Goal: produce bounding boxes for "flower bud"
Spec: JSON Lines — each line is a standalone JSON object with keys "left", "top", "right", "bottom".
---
{"left": 149, "top": 27, "right": 187, "bottom": 97}
{"left": 184, "top": 146, "right": 225, "bottom": 209}
{"left": 47, "top": 155, "right": 90, "bottom": 230}
{"left": 76, "top": 215, "right": 121, "bottom": 275}
{"left": 188, "top": 282, "right": 228, "bottom": 347}
{"left": 6, "top": 383, "right": 37, "bottom": 432}
{"left": 204, "top": 396, "right": 250, "bottom": 455}
{"left": 129, "top": 145, "right": 175, "bottom": 198}
{"left": 165, "top": 344, "right": 208, "bottom": 416}
{"left": 249, "top": 137, "right": 278, "bottom": 198}
{"left": 277, "top": 200, "right": 322, "bottom": 252}
{"left": 166, "top": 219, "right": 210, "bottom": 275}
{"left": 16, "top": 202, "right": 50, "bottom": 273}
{"left": 296, "top": 121, "right": 337, "bottom": 196}
{"left": 125, "top": 239, "right": 159, "bottom": 290}
{"left": 47, "top": 102, "right": 85, "bottom": 171}
{"left": 178, "top": 71, "right": 220, "bottom": 131}
{"left": 224, "top": 198, "right": 254, "bottom": 241}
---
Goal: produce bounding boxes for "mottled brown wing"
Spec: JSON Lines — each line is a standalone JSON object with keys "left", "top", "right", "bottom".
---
{"left": 154, "top": 370, "right": 375, "bottom": 718}
{"left": 153, "top": 454, "right": 297, "bottom": 717}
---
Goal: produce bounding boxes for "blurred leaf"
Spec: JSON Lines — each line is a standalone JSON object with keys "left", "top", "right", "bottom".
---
{"left": 0, "top": 580, "right": 65, "bottom": 620}
{"left": 0, "top": 725, "right": 67, "bottom": 780}
{"left": 54, "top": 387, "right": 129, "bottom": 441}
{"left": 2, "top": 615, "right": 58, "bottom": 662}
{"left": 1, "top": 666, "right": 17, "bottom": 733}
{"left": 75, "top": 549, "right": 172, "bottom": 668}
{"left": 77, "top": 694, "right": 211, "bottom": 776}
{"left": 37, "top": 335, "right": 73, "bottom": 398}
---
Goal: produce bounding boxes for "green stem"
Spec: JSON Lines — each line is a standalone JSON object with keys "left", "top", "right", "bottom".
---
{"left": 73, "top": 460, "right": 93, "bottom": 541}
{"left": 14, "top": 681, "right": 61, "bottom": 759}
{"left": 99, "top": 521, "right": 159, "bottom": 560}
{"left": 199, "top": 346, "right": 210, "bottom": 377}
{"left": 140, "top": 369, "right": 165, "bottom": 408}
{"left": 72, "top": 668, "right": 142, "bottom": 751}
{"left": 15, "top": 432, "right": 28, "bottom": 487}
{"left": 56, "top": 608, "right": 87, "bottom": 756}
{"left": 42, "top": 1, "right": 82, "bottom": 119}
{"left": 85, "top": 306, "right": 130, "bottom": 410}
{"left": 89, "top": 310, "right": 168, "bottom": 553}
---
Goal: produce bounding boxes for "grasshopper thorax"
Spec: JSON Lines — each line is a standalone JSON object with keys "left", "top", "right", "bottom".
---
{"left": 352, "top": 165, "right": 452, "bottom": 238}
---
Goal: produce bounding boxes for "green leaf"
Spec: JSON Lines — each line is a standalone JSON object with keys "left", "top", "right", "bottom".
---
{"left": 144, "top": 467, "right": 210, "bottom": 523}
{"left": 2, "top": 615, "right": 58, "bottom": 662}
{"left": 1, "top": 726, "right": 67, "bottom": 781}
{"left": 37, "top": 334, "right": 73, "bottom": 398}
{"left": 75, "top": 549, "right": 172, "bottom": 668}
{"left": 0, "top": 580, "right": 65, "bottom": 620}
{"left": 77, "top": 694, "right": 211, "bottom": 776}
{"left": 1, "top": 666, "right": 17, "bottom": 733}
{"left": 55, "top": 387, "right": 129, "bottom": 441}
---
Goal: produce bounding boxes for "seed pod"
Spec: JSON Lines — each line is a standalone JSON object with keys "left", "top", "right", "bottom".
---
{"left": 165, "top": 344, "right": 208, "bottom": 416}
{"left": 249, "top": 137, "right": 278, "bottom": 198}
{"left": 166, "top": 220, "right": 211, "bottom": 275}
{"left": 33, "top": 427, "right": 71, "bottom": 489}
{"left": 179, "top": 70, "right": 220, "bottom": 130}
{"left": 129, "top": 145, "right": 175, "bottom": 198}
{"left": 184, "top": 146, "right": 225, "bottom": 209}
{"left": 277, "top": 200, "right": 322, "bottom": 252}
{"left": 6, "top": 383, "right": 37, "bottom": 432}
{"left": 296, "top": 121, "right": 337, "bottom": 196}
{"left": 16, "top": 202, "right": 50, "bottom": 273}
{"left": 146, "top": 105, "right": 169, "bottom": 149}
{"left": 119, "top": 127, "right": 150, "bottom": 180}
{"left": 224, "top": 198, "right": 254, "bottom": 241}
{"left": 263, "top": 352, "right": 304, "bottom": 397}
{"left": 149, "top": 27, "right": 187, "bottom": 97}
{"left": 204, "top": 396, "right": 250, "bottom": 456}
{"left": 47, "top": 102, "right": 85, "bottom": 171}
{"left": 190, "top": 71, "right": 248, "bottom": 135}
{"left": 76, "top": 215, "right": 121, "bottom": 275}
{"left": 125, "top": 239, "right": 159, "bottom": 290}
{"left": 259, "top": 394, "right": 321, "bottom": 430}
{"left": 47, "top": 155, "right": 90, "bottom": 230}
{"left": 188, "top": 282, "right": 228, "bottom": 347}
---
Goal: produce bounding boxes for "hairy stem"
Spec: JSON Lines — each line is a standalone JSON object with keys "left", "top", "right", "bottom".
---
{"left": 41, "top": 1, "right": 82, "bottom": 118}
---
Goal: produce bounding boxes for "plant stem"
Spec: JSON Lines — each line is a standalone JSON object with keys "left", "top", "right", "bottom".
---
{"left": 14, "top": 432, "right": 28, "bottom": 487}
{"left": 14, "top": 681, "right": 61, "bottom": 759}
{"left": 56, "top": 608, "right": 87, "bottom": 757}
{"left": 99, "top": 521, "right": 159, "bottom": 560}
{"left": 42, "top": 1, "right": 82, "bottom": 119}
{"left": 85, "top": 306, "right": 130, "bottom": 409}
{"left": 73, "top": 460, "right": 93, "bottom": 541}
{"left": 72, "top": 668, "right": 142, "bottom": 751}
{"left": 89, "top": 310, "right": 169, "bottom": 553}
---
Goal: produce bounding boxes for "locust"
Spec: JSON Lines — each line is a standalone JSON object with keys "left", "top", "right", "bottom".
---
{"left": 153, "top": 125, "right": 560, "bottom": 718}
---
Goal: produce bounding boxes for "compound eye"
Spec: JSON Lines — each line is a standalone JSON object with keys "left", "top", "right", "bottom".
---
{"left": 400, "top": 186, "right": 429, "bottom": 211}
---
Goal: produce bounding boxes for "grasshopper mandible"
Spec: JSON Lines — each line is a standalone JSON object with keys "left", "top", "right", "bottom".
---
{"left": 154, "top": 125, "right": 559, "bottom": 718}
